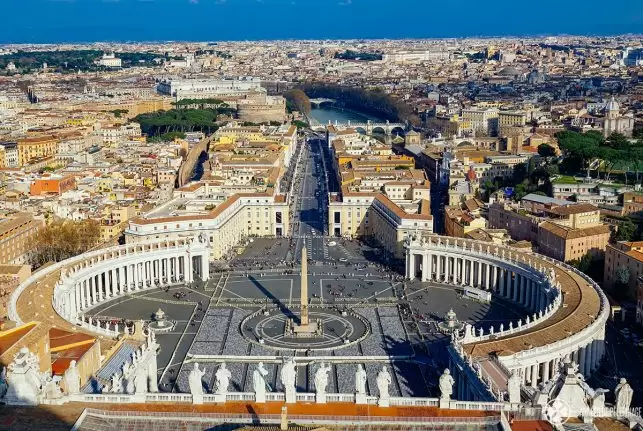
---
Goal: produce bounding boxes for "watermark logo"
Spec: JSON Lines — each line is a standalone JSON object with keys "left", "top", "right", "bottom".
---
{"left": 545, "top": 399, "right": 570, "bottom": 425}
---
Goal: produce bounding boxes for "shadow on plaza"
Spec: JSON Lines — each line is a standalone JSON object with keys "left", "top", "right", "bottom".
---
{"left": 247, "top": 275, "right": 298, "bottom": 323}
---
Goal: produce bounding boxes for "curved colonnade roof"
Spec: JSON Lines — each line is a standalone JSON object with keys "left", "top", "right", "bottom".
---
{"left": 2, "top": 240, "right": 196, "bottom": 364}
{"left": 463, "top": 252, "right": 602, "bottom": 358}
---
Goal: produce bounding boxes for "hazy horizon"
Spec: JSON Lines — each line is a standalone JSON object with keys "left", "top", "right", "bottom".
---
{"left": 1, "top": 0, "right": 642, "bottom": 44}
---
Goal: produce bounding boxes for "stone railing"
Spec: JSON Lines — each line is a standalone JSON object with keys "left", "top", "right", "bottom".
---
{"left": 72, "top": 408, "right": 504, "bottom": 426}
{"left": 449, "top": 344, "right": 502, "bottom": 402}
{"left": 460, "top": 292, "right": 563, "bottom": 344}
{"left": 57, "top": 391, "right": 509, "bottom": 412}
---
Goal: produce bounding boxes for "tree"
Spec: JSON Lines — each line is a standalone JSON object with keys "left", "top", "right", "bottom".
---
{"left": 284, "top": 89, "right": 311, "bottom": 116}
{"left": 613, "top": 218, "right": 637, "bottom": 242}
{"left": 614, "top": 266, "right": 631, "bottom": 299}
{"left": 31, "top": 219, "right": 101, "bottom": 267}
{"left": 570, "top": 253, "right": 593, "bottom": 273}
{"left": 537, "top": 143, "right": 556, "bottom": 158}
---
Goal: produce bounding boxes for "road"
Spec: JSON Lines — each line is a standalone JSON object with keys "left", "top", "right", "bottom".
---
{"left": 292, "top": 136, "right": 329, "bottom": 262}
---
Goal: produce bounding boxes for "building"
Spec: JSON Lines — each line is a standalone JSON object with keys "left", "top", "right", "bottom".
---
{"left": 537, "top": 221, "right": 610, "bottom": 262}
{"left": 498, "top": 111, "right": 527, "bottom": 136}
{"left": 460, "top": 108, "right": 499, "bottom": 136}
{"left": 599, "top": 97, "right": 635, "bottom": 137}
{"left": 489, "top": 194, "right": 611, "bottom": 262}
{"left": 17, "top": 135, "right": 59, "bottom": 167}
{"left": 95, "top": 53, "right": 122, "bottom": 68}
{"left": 0, "top": 212, "right": 45, "bottom": 265}
{"left": 604, "top": 241, "right": 643, "bottom": 300}
{"left": 29, "top": 175, "right": 77, "bottom": 196}
{"left": 0, "top": 142, "right": 18, "bottom": 168}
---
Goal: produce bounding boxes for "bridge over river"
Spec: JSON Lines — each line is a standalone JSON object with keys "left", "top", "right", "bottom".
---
{"left": 309, "top": 118, "right": 406, "bottom": 135}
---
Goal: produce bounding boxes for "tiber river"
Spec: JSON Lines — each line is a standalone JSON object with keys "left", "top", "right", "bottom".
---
{"left": 308, "top": 106, "right": 384, "bottom": 125}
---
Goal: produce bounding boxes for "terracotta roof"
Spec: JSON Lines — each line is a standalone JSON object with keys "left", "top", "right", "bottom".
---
{"left": 539, "top": 221, "right": 610, "bottom": 240}
{"left": 464, "top": 255, "right": 601, "bottom": 358}
{"left": 547, "top": 203, "right": 598, "bottom": 216}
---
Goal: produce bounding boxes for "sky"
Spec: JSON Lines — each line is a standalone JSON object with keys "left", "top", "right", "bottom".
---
{"left": 2, "top": 0, "right": 643, "bottom": 43}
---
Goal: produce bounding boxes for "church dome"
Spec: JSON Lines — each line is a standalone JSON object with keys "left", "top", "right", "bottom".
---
{"left": 606, "top": 96, "right": 620, "bottom": 112}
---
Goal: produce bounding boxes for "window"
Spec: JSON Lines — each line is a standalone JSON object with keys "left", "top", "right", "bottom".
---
{"left": 276, "top": 212, "right": 282, "bottom": 224}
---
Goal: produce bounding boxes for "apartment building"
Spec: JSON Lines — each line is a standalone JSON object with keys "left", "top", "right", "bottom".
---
{"left": 17, "top": 135, "right": 58, "bottom": 167}
{"left": 489, "top": 193, "right": 610, "bottom": 262}
{"left": 0, "top": 212, "right": 45, "bottom": 265}
{"left": 29, "top": 175, "right": 77, "bottom": 196}
{"left": 604, "top": 242, "right": 643, "bottom": 300}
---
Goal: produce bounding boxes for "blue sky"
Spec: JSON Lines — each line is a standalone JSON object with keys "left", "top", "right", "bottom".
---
{"left": 2, "top": 0, "right": 642, "bottom": 43}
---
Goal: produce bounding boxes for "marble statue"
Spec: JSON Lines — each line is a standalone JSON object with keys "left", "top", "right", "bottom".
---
{"left": 215, "top": 363, "right": 232, "bottom": 395}
{"left": 615, "top": 378, "right": 634, "bottom": 415}
{"left": 188, "top": 363, "right": 205, "bottom": 397}
{"left": 253, "top": 362, "right": 269, "bottom": 403}
{"left": 314, "top": 362, "right": 330, "bottom": 395}
{"left": 109, "top": 373, "right": 123, "bottom": 393}
{"left": 125, "top": 376, "right": 135, "bottom": 395}
{"left": 281, "top": 358, "right": 297, "bottom": 402}
{"left": 5, "top": 347, "right": 42, "bottom": 405}
{"left": 43, "top": 376, "right": 62, "bottom": 400}
{"left": 376, "top": 366, "right": 391, "bottom": 402}
{"left": 355, "top": 364, "right": 367, "bottom": 395}
{"left": 591, "top": 389, "right": 608, "bottom": 414}
{"left": 439, "top": 369, "right": 455, "bottom": 401}
{"left": 134, "top": 369, "right": 147, "bottom": 394}
{"left": 63, "top": 360, "right": 81, "bottom": 395}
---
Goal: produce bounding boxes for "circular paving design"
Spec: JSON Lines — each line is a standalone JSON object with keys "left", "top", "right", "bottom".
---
{"left": 241, "top": 307, "right": 370, "bottom": 351}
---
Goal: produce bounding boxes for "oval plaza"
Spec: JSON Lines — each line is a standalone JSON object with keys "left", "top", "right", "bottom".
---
{"left": 2, "top": 223, "right": 621, "bottom": 430}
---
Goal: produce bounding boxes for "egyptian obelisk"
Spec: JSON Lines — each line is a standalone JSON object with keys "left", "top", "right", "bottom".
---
{"left": 300, "top": 246, "right": 309, "bottom": 327}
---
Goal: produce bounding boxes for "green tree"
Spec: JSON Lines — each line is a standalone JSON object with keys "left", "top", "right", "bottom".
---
{"left": 613, "top": 218, "right": 637, "bottom": 242}
{"left": 614, "top": 266, "right": 631, "bottom": 299}
{"left": 537, "top": 143, "right": 556, "bottom": 158}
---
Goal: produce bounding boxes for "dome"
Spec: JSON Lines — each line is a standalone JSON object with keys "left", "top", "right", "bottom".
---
{"left": 606, "top": 96, "right": 620, "bottom": 112}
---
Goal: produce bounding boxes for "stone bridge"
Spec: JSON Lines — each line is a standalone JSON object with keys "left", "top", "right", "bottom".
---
{"left": 310, "top": 119, "right": 406, "bottom": 135}
{"left": 309, "top": 98, "right": 336, "bottom": 107}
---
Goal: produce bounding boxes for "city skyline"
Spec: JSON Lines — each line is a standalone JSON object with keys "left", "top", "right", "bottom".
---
{"left": 2, "top": 0, "right": 642, "bottom": 43}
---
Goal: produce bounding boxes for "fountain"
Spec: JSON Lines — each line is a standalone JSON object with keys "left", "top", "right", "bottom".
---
{"left": 148, "top": 308, "right": 175, "bottom": 332}
{"left": 437, "top": 308, "right": 465, "bottom": 334}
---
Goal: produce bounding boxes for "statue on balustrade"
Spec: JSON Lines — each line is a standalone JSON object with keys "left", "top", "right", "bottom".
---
{"left": 42, "top": 375, "right": 63, "bottom": 400}
{"left": 281, "top": 358, "right": 297, "bottom": 400}
{"left": 188, "top": 363, "right": 205, "bottom": 397}
{"left": 215, "top": 363, "right": 232, "bottom": 395}
{"left": 109, "top": 373, "right": 123, "bottom": 393}
{"left": 376, "top": 366, "right": 391, "bottom": 400}
{"left": 439, "top": 369, "right": 455, "bottom": 401}
{"left": 253, "top": 362, "right": 269, "bottom": 402}
{"left": 134, "top": 369, "right": 147, "bottom": 394}
{"left": 63, "top": 360, "right": 81, "bottom": 395}
{"left": 615, "top": 378, "right": 634, "bottom": 415}
{"left": 355, "top": 364, "right": 367, "bottom": 395}
{"left": 314, "top": 362, "right": 330, "bottom": 395}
